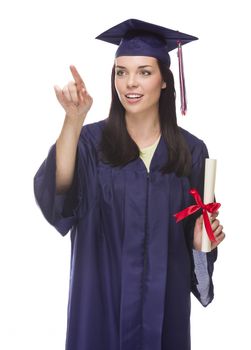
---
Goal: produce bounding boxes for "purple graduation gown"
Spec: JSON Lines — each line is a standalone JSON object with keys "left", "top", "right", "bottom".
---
{"left": 34, "top": 120, "right": 217, "bottom": 350}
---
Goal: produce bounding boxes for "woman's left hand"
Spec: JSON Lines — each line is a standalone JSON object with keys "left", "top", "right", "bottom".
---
{"left": 193, "top": 212, "right": 225, "bottom": 251}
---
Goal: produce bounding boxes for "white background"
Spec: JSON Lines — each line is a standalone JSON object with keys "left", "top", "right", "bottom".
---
{"left": 0, "top": 0, "right": 250, "bottom": 349}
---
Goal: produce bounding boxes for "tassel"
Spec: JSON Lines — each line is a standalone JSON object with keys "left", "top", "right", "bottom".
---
{"left": 177, "top": 41, "right": 187, "bottom": 115}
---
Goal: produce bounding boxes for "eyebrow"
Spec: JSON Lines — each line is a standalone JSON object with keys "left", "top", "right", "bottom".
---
{"left": 115, "top": 65, "right": 153, "bottom": 69}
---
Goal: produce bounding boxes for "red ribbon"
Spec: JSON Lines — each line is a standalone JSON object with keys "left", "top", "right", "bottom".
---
{"left": 174, "top": 188, "right": 221, "bottom": 242}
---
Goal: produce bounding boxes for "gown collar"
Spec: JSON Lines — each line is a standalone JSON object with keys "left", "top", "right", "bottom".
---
{"left": 124, "top": 135, "right": 168, "bottom": 173}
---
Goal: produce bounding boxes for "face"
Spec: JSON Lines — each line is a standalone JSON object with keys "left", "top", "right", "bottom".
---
{"left": 114, "top": 56, "right": 166, "bottom": 116}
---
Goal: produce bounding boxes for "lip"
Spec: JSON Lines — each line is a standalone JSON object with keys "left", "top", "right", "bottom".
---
{"left": 124, "top": 93, "right": 144, "bottom": 104}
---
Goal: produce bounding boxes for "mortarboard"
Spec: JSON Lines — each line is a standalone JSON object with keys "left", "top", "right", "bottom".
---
{"left": 96, "top": 19, "right": 198, "bottom": 115}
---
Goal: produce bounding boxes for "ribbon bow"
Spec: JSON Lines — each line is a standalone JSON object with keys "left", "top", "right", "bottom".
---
{"left": 174, "top": 188, "right": 221, "bottom": 242}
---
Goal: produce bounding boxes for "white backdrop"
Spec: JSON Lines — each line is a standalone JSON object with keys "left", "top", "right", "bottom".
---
{"left": 0, "top": 0, "right": 250, "bottom": 349}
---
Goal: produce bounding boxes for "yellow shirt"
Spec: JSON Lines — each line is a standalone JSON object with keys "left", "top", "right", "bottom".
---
{"left": 139, "top": 136, "right": 160, "bottom": 172}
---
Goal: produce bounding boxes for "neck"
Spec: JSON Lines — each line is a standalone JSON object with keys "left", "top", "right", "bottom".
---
{"left": 125, "top": 111, "right": 161, "bottom": 149}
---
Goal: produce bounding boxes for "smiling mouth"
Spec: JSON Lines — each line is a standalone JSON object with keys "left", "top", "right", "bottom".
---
{"left": 125, "top": 93, "right": 143, "bottom": 99}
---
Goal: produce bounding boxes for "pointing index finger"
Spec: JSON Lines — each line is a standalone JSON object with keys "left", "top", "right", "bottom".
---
{"left": 70, "top": 65, "right": 86, "bottom": 89}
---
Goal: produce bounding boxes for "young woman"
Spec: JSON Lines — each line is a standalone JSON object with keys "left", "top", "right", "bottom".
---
{"left": 34, "top": 19, "right": 225, "bottom": 350}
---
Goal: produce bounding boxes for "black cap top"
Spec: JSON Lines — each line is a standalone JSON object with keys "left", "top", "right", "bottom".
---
{"left": 96, "top": 18, "right": 198, "bottom": 66}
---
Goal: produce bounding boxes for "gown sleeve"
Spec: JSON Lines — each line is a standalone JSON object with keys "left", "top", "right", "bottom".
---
{"left": 33, "top": 126, "right": 98, "bottom": 236}
{"left": 188, "top": 141, "right": 218, "bottom": 307}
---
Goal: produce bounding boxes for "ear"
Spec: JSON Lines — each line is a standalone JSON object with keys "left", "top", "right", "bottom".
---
{"left": 161, "top": 81, "right": 167, "bottom": 89}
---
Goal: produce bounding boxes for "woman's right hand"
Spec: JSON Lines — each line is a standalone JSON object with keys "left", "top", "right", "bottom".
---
{"left": 54, "top": 65, "right": 93, "bottom": 123}
{"left": 55, "top": 66, "right": 93, "bottom": 193}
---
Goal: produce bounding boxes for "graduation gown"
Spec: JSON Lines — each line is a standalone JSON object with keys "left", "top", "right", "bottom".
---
{"left": 34, "top": 120, "right": 217, "bottom": 350}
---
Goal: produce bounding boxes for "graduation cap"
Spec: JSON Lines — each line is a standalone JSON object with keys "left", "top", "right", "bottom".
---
{"left": 96, "top": 18, "right": 198, "bottom": 115}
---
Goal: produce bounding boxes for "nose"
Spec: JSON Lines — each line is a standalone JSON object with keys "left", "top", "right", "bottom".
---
{"left": 127, "top": 73, "right": 138, "bottom": 88}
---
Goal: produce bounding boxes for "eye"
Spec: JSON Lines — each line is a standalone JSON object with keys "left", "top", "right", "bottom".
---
{"left": 140, "top": 69, "right": 151, "bottom": 76}
{"left": 115, "top": 69, "right": 126, "bottom": 76}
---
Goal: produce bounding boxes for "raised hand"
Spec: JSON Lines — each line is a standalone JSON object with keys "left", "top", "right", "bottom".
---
{"left": 54, "top": 65, "right": 93, "bottom": 122}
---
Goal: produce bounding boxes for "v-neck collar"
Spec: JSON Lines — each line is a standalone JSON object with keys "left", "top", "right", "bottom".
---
{"left": 124, "top": 135, "right": 168, "bottom": 173}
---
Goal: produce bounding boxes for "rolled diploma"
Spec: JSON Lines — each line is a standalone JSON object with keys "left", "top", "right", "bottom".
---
{"left": 201, "top": 159, "right": 217, "bottom": 252}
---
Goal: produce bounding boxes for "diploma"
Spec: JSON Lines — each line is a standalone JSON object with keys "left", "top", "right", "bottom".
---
{"left": 174, "top": 158, "right": 220, "bottom": 250}
{"left": 201, "top": 159, "right": 217, "bottom": 252}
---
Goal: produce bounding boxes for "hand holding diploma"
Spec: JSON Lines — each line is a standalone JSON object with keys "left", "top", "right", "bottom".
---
{"left": 174, "top": 158, "right": 225, "bottom": 252}
{"left": 195, "top": 159, "right": 225, "bottom": 252}
{"left": 193, "top": 210, "right": 225, "bottom": 251}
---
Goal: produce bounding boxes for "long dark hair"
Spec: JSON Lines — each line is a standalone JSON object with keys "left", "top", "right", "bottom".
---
{"left": 99, "top": 60, "right": 191, "bottom": 177}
